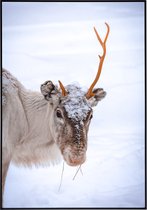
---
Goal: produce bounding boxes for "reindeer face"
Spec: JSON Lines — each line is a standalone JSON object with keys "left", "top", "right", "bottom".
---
{"left": 53, "top": 85, "right": 93, "bottom": 166}
{"left": 41, "top": 81, "right": 106, "bottom": 166}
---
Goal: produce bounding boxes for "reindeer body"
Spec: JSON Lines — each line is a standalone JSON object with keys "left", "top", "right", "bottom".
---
{"left": 2, "top": 69, "right": 62, "bottom": 196}
{"left": 2, "top": 69, "right": 61, "bottom": 166}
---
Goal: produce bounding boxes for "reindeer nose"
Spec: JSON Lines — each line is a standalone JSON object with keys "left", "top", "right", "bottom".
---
{"left": 67, "top": 155, "right": 86, "bottom": 166}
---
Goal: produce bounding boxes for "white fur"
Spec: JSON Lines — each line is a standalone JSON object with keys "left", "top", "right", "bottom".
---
{"left": 2, "top": 69, "right": 62, "bottom": 199}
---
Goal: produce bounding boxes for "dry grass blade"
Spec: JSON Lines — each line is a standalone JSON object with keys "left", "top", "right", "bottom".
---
{"left": 80, "top": 166, "right": 83, "bottom": 176}
{"left": 58, "top": 162, "right": 64, "bottom": 192}
{"left": 73, "top": 165, "right": 82, "bottom": 180}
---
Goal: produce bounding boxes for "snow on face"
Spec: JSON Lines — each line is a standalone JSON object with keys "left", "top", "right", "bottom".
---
{"left": 61, "top": 84, "right": 92, "bottom": 122}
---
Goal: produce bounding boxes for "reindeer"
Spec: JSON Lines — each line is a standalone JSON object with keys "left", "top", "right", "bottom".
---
{"left": 2, "top": 23, "right": 110, "bottom": 204}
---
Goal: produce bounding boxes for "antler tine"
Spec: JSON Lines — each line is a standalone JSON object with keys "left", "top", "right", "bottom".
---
{"left": 58, "top": 80, "right": 68, "bottom": 96}
{"left": 86, "top": 22, "right": 110, "bottom": 99}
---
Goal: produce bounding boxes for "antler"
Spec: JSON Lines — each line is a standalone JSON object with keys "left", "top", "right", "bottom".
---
{"left": 58, "top": 80, "right": 68, "bottom": 96}
{"left": 86, "top": 22, "right": 110, "bottom": 99}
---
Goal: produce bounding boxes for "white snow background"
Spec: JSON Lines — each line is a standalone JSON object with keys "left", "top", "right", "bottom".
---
{"left": 2, "top": 2, "right": 145, "bottom": 208}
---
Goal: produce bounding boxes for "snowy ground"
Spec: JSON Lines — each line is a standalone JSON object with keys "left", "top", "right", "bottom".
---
{"left": 2, "top": 2, "right": 145, "bottom": 208}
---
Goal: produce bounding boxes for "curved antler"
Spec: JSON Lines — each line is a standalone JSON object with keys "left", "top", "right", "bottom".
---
{"left": 86, "top": 22, "right": 110, "bottom": 99}
{"left": 58, "top": 80, "right": 68, "bottom": 96}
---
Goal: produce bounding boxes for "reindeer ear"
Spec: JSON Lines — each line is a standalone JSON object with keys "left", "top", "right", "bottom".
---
{"left": 40, "top": 80, "right": 59, "bottom": 101}
{"left": 88, "top": 88, "right": 106, "bottom": 107}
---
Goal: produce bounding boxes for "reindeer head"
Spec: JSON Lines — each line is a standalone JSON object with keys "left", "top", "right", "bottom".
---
{"left": 40, "top": 23, "right": 110, "bottom": 167}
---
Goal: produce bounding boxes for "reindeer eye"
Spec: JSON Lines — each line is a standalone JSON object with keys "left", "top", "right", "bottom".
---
{"left": 56, "top": 109, "right": 63, "bottom": 118}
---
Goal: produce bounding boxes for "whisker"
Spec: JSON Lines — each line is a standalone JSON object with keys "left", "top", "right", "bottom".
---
{"left": 58, "top": 162, "right": 64, "bottom": 192}
{"left": 72, "top": 165, "right": 82, "bottom": 180}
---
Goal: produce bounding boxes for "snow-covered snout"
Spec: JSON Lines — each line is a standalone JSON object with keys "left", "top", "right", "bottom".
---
{"left": 41, "top": 81, "right": 106, "bottom": 166}
{"left": 54, "top": 106, "right": 92, "bottom": 166}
